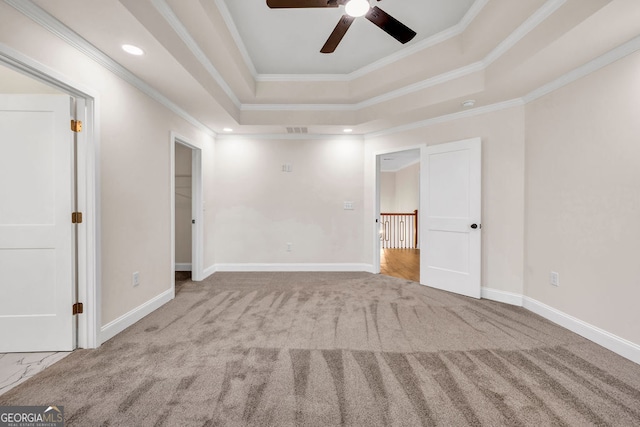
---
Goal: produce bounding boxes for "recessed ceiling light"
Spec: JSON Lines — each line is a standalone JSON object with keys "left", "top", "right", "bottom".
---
{"left": 343, "top": 128, "right": 353, "bottom": 133}
{"left": 462, "top": 99, "right": 476, "bottom": 108}
{"left": 223, "top": 128, "right": 233, "bottom": 132}
{"left": 122, "top": 44, "right": 144, "bottom": 56}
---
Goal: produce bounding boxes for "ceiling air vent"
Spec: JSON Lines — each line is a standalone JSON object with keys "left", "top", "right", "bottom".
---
{"left": 286, "top": 127, "right": 308, "bottom": 134}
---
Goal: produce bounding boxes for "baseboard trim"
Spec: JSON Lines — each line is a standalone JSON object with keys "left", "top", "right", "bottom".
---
{"left": 100, "top": 288, "right": 174, "bottom": 344}
{"left": 203, "top": 264, "right": 216, "bottom": 279}
{"left": 523, "top": 296, "right": 640, "bottom": 365}
{"left": 175, "top": 263, "right": 192, "bottom": 272}
{"left": 481, "top": 287, "right": 524, "bottom": 306}
{"left": 214, "top": 263, "right": 374, "bottom": 273}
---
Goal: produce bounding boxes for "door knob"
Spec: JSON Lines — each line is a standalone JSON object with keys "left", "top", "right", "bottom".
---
{"left": 470, "top": 223, "right": 478, "bottom": 229}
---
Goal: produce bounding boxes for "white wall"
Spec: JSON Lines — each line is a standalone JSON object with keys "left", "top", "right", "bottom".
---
{"left": 0, "top": 3, "right": 216, "bottom": 326}
{"left": 0, "top": 64, "right": 61, "bottom": 94}
{"left": 175, "top": 143, "right": 192, "bottom": 266}
{"left": 379, "top": 172, "right": 396, "bottom": 212}
{"left": 525, "top": 50, "right": 640, "bottom": 346}
{"left": 366, "top": 107, "right": 526, "bottom": 295}
{"left": 380, "top": 163, "right": 419, "bottom": 213}
{"left": 394, "top": 162, "right": 420, "bottom": 213}
{"left": 213, "top": 136, "right": 365, "bottom": 266}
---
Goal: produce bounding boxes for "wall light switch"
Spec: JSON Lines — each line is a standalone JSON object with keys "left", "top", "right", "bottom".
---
{"left": 282, "top": 164, "right": 292, "bottom": 172}
{"left": 343, "top": 201, "right": 354, "bottom": 210}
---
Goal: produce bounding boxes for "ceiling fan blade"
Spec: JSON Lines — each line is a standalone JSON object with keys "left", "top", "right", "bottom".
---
{"left": 321, "top": 15, "right": 355, "bottom": 53}
{"left": 365, "top": 6, "right": 416, "bottom": 44}
{"left": 266, "top": 0, "right": 339, "bottom": 8}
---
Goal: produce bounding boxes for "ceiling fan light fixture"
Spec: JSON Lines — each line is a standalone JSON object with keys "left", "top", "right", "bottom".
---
{"left": 345, "top": 0, "right": 369, "bottom": 18}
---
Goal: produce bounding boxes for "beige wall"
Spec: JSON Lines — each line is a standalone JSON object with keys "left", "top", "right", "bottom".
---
{"left": 525, "top": 50, "right": 640, "bottom": 345}
{"left": 366, "top": 107, "right": 526, "bottom": 295}
{"left": 213, "top": 137, "right": 365, "bottom": 265}
{"left": 0, "top": 3, "right": 216, "bottom": 325}
{"left": 0, "top": 64, "right": 61, "bottom": 94}
{"left": 395, "top": 162, "right": 420, "bottom": 213}
{"left": 175, "top": 143, "right": 192, "bottom": 265}
{"left": 379, "top": 172, "right": 396, "bottom": 213}
{"left": 379, "top": 163, "right": 420, "bottom": 213}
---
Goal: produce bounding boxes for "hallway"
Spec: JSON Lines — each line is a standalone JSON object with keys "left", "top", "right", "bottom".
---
{"left": 380, "top": 248, "right": 420, "bottom": 282}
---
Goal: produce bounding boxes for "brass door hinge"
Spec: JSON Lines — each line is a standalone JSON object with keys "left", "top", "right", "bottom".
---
{"left": 72, "top": 212, "right": 83, "bottom": 224}
{"left": 72, "top": 302, "right": 84, "bottom": 315}
{"left": 71, "top": 120, "right": 83, "bottom": 132}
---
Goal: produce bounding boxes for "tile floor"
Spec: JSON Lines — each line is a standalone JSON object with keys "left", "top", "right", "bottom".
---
{"left": 0, "top": 352, "right": 70, "bottom": 396}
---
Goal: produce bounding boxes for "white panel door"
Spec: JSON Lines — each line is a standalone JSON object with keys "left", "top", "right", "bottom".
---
{"left": 421, "top": 138, "right": 481, "bottom": 298}
{"left": 0, "top": 94, "right": 74, "bottom": 351}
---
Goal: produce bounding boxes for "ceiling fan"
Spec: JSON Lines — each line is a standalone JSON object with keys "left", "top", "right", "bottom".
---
{"left": 266, "top": 0, "right": 417, "bottom": 53}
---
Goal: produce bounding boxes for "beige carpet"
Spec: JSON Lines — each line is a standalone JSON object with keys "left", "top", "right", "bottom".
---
{"left": 2, "top": 272, "right": 640, "bottom": 426}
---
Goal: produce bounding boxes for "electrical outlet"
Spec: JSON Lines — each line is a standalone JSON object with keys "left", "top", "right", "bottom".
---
{"left": 286, "top": 242, "right": 292, "bottom": 252}
{"left": 133, "top": 271, "right": 140, "bottom": 287}
{"left": 343, "top": 201, "right": 354, "bottom": 210}
{"left": 550, "top": 271, "right": 559, "bottom": 287}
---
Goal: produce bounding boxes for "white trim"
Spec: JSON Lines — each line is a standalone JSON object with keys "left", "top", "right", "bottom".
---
{"left": 524, "top": 33, "right": 640, "bottom": 103}
{"left": 175, "top": 263, "right": 192, "bottom": 272}
{"left": 0, "top": 43, "right": 101, "bottom": 350}
{"left": 366, "top": 99, "right": 524, "bottom": 139}
{"left": 246, "top": 62, "right": 485, "bottom": 112}
{"left": 100, "top": 288, "right": 174, "bottom": 344}
{"left": 214, "top": 263, "right": 374, "bottom": 273}
{"left": 241, "top": 103, "right": 357, "bottom": 112}
{"left": 481, "top": 287, "right": 524, "bottom": 306}
{"left": 151, "top": 0, "right": 241, "bottom": 109}
{"left": 5, "top": 0, "right": 215, "bottom": 138}
{"left": 523, "top": 297, "right": 640, "bottom": 366}
{"left": 170, "top": 133, "right": 205, "bottom": 286}
{"left": 213, "top": 0, "right": 258, "bottom": 78}
{"left": 482, "top": 0, "right": 566, "bottom": 66}
{"left": 373, "top": 143, "right": 426, "bottom": 274}
{"left": 203, "top": 264, "right": 217, "bottom": 278}
{"left": 216, "top": 133, "right": 364, "bottom": 141}
{"left": 239, "top": 0, "right": 562, "bottom": 110}
{"left": 256, "top": 0, "right": 489, "bottom": 82}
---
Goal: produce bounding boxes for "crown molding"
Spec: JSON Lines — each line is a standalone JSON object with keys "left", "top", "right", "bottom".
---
{"left": 255, "top": 0, "right": 489, "bottom": 82}
{"left": 241, "top": 103, "right": 356, "bottom": 112}
{"left": 524, "top": 33, "right": 640, "bottom": 103}
{"left": 365, "top": 98, "right": 525, "bottom": 139}
{"left": 482, "top": 0, "right": 566, "bottom": 67}
{"left": 243, "top": 0, "right": 565, "bottom": 112}
{"left": 216, "top": 133, "right": 365, "bottom": 141}
{"left": 212, "top": 0, "right": 258, "bottom": 78}
{"left": 5, "top": 0, "right": 216, "bottom": 137}
{"left": 151, "top": 0, "right": 241, "bottom": 109}
{"left": 11, "top": 0, "right": 639, "bottom": 141}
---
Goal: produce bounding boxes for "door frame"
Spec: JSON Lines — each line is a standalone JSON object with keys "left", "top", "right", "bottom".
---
{"left": 0, "top": 44, "right": 101, "bottom": 349}
{"left": 373, "top": 144, "right": 425, "bottom": 277}
{"left": 170, "top": 132, "right": 204, "bottom": 286}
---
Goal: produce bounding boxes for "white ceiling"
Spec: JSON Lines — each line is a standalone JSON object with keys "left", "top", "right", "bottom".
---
{"left": 218, "top": 0, "right": 475, "bottom": 75}
{"left": 379, "top": 149, "right": 420, "bottom": 172}
{"left": 10, "top": 0, "right": 640, "bottom": 136}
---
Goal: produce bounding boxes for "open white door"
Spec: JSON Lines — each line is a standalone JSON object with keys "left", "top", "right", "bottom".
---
{"left": 0, "top": 94, "right": 74, "bottom": 351}
{"left": 421, "top": 138, "right": 481, "bottom": 298}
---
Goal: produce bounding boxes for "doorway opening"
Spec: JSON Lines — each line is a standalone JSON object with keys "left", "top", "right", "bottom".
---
{"left": 171, "top": 134, "right": 203, "bottom": 295}
{"left": 377, "top": 148, "right": 421, "bottom": 282}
